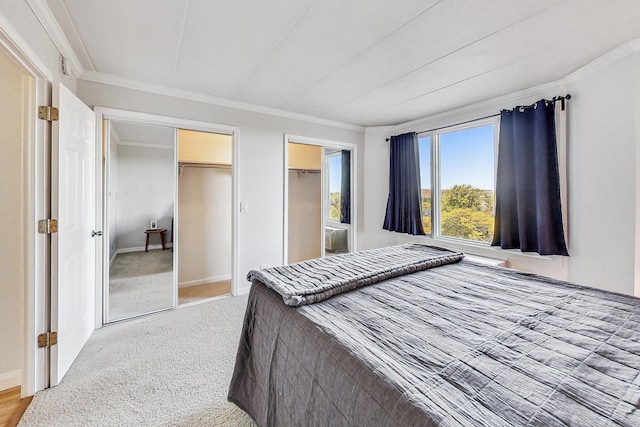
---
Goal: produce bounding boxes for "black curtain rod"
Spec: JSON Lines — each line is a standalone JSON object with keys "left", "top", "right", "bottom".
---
{"left": 386, "top": 94, "right": 571, "bottom": 141}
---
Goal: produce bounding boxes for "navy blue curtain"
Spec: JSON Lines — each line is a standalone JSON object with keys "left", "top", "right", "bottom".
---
{"left": 383, "top": 132, "right": 425, "bottom": 235}
{"left": 491, "top": 100, "right": 568, "bottom": 256}
{"left": 340, "top": 150, "right": 351, "bottom": 224}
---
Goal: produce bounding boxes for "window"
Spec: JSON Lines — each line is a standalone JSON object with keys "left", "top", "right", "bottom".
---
{"left": 418, "top": 119, "right": 497, "bottom": 243}
{"left": 327, "top": 152, "right": 342, "bottom": 222}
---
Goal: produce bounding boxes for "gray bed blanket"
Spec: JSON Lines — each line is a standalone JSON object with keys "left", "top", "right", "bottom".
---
{"left": 230, "top": 259, "right": 640, "bottom": 426}
{"left": 246, "top": 244, "right": 464, "bottom": 306}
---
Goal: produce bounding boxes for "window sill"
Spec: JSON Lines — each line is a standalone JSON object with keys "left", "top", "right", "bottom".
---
{"left": 400, "top": 235, "right": 568, "bottom": 280}
{"left": 326, "top": 220, "right": 350, "bottom": 229}
{"left": 417, "top": 235, "right": 558, "bottom": 264}
{"left": 464, "top": 254, "right": 507, "bottom": 267}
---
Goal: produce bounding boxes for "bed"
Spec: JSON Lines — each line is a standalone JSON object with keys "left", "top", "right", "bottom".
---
{"left": 228, "top": 244, "right": 640, "bottom": 426}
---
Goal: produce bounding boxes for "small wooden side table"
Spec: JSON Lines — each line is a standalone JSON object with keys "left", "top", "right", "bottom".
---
{"left": 144, "top": 228, "right": 167, "bottom": 252}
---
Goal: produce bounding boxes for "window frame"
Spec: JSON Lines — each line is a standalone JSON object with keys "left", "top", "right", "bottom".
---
{"left": 419, "top": 116, "right": 500, "bottom": 246}
{"left": 324, "top": 150, "right": 343, "bottom": 226}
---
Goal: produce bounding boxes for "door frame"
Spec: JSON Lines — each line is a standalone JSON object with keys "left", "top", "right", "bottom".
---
{"left": 283, "top": 134, "right": 358, "bottom": 265}
{"left": 95, "top": 108, "right": 240, "bottom": 326}
{"left": 0, "top": 12, "right": 54, "bottom": 396}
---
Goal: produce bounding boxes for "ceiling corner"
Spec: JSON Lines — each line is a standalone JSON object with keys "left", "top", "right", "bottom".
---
{"left": 563, "top": 39, "right": 639, "bottom": 86}
{"left": 627, "top": 38, "right": 640, "bottom": 53}
{"left": 25, "top": 0, "right": 86, "bottom": 77}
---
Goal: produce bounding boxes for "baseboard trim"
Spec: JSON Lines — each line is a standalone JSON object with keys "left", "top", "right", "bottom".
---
{"left": 0, "top": 369, "right": 21, "bottom": 391}
{"left": 179, "top": 275, "right": 231, "bottom": 288}
{"left": 115, "top": 244, "right": 173, "bottom": 255}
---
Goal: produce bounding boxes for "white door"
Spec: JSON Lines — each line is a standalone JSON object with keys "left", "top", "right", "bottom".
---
{"left": 50, "top": 83, "right": 97, "bottom": 386}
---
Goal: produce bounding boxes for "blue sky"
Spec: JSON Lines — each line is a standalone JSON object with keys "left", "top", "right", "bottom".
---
{"left": 329, "top": 154, "right": 342, "bottom": 193}
{"left": 418, "top": 124, "right": 494, "bottom": 190}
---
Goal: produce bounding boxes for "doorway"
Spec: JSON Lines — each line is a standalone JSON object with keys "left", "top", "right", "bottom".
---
{"left": 0, "top": 43, "right": 32, "bottom": 393}
{"left": 287, "top": 143, "right": 322, "bottom": 263}
{"left": 177, "top": 129, "right": 233, "bottom": 305}
{"left": 283, "top": 135, "right": 357, "bottom": 265}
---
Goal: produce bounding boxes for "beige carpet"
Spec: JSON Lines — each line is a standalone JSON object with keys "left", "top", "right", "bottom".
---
{"left": 109, "top": 250, "right": 174, "bottom": 321}
{"left": 19, "top": 294, "right": 255, "bottom": 426}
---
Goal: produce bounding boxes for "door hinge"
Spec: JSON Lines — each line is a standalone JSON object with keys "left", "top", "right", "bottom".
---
{"left": 38, "top": 106, "right": 59, "bottom": 121}
{"left": 38, "top": 218, "right": 58, "bottom": 234}
{"left": 37, "top": 331, "right": 58, "bottom": 348}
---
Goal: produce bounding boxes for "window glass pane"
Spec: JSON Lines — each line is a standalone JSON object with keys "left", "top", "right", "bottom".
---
{"left": 418, "top": 136, "right": 432, "bottom": 234}
{"left": 328, "top": 154, "right": 341, "bottom": 221}
{"left": 439, "top": 125, "right": 495, "bottom": 242}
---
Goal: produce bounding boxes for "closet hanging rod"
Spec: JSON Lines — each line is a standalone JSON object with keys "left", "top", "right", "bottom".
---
{"left": 178, "top": 162, "right": 231, "bottom": 169}
{"left": 288, "top": 168, "right": 321, "bottom": 174}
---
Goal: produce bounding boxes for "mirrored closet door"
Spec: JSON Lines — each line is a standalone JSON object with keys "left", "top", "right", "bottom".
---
{"left": 105, "top": 120, "right": 176, "bottom": 322}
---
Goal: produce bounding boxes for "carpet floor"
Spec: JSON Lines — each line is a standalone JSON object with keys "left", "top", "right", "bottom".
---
{"left": 109, "top": 250, "right": 174, "bottom": 321}
{"left": 19, "top": 295, "right": 255, "bottom": 426}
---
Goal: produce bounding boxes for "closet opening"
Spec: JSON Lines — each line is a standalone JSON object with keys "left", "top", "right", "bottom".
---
{"left": 177, "top": 129, "right": 233, "bottom": 306}
{"left": 283, "top": 134, "right": 357, "bottom": 265}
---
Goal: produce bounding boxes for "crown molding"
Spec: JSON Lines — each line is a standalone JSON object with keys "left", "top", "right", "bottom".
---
{"left": 79, "top": 71, "right": 366, "bottom": 132}
{"left": 374, "top": 38, "right": 640, "bottom": 133}
{"left": 26, "top": 0, "right": 85, "bottom": 77}
{"left": 563, "top": 38, "right": 640, "bottom": 85}
{"left": 383, "top": 79, "right": 566, "bottom": 134}
{"left": 0, "top": 8, "right": 52, "bottom": 79}
{"left": 364, "top": 125, "right": 395, "bottom": 134}
{"left": 15, "top": 1, "right": 640, "bottom": 132}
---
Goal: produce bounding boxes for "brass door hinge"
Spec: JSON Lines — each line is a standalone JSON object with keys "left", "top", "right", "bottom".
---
{"left": 38, "top": 219, "right": 58, "bottom": 234}
{"left": 37, "top": 332, "right": 58, "bottom": 348}
{"left": 38, "top": 106, "right": 59, "bottom": 121}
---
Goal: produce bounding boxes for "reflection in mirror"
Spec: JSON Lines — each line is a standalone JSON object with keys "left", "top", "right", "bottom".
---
{"left": 325, "top": 147, "right": 351, "bottom": 257}
{"left": 106, "top": 121, "right": 175, "bottom": 322}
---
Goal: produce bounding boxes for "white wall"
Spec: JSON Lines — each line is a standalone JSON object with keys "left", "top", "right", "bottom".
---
{"left": 288, "top": 171, "right": 322, "bottom": 263}
{"left": 0, "top": 46, "right": 24, "bottom": 390}
{"left": 178, "top": 167, "right": 232, "bottom": 286}
{"left": 363, "top": 50, "right": 640, "bottom": 296}
{"left": 565, "top": 52, "right": 640, "bottom": 295}
{"left": 361, "top": 127, "right": 401, "bottom": 251}
{"left": 116, "top": 145, "right": 174, "bottom": 251}
{"left": 77, "top": 80, "right": 365, "bottom": 293}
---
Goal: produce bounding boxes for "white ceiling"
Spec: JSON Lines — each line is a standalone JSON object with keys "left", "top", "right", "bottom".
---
{"left": 110, "top": 121, "right": 174, "bottom": 147}
{"left": 47, "top": 0, "right": 640, "bottom": 127}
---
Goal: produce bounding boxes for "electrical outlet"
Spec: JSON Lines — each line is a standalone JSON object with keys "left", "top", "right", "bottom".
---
{"left": 260, "top": 264, "right": 270, "bottom": 270}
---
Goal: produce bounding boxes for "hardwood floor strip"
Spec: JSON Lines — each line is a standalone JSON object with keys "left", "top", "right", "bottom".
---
{"left": 0, "top": 387, "right": 31, "bottom": 427}
{"left": 7, "top": 395, "right": 32, "bottom": 427}
{"left": 178, "top": 280, "right": 231, "bottom": 305}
